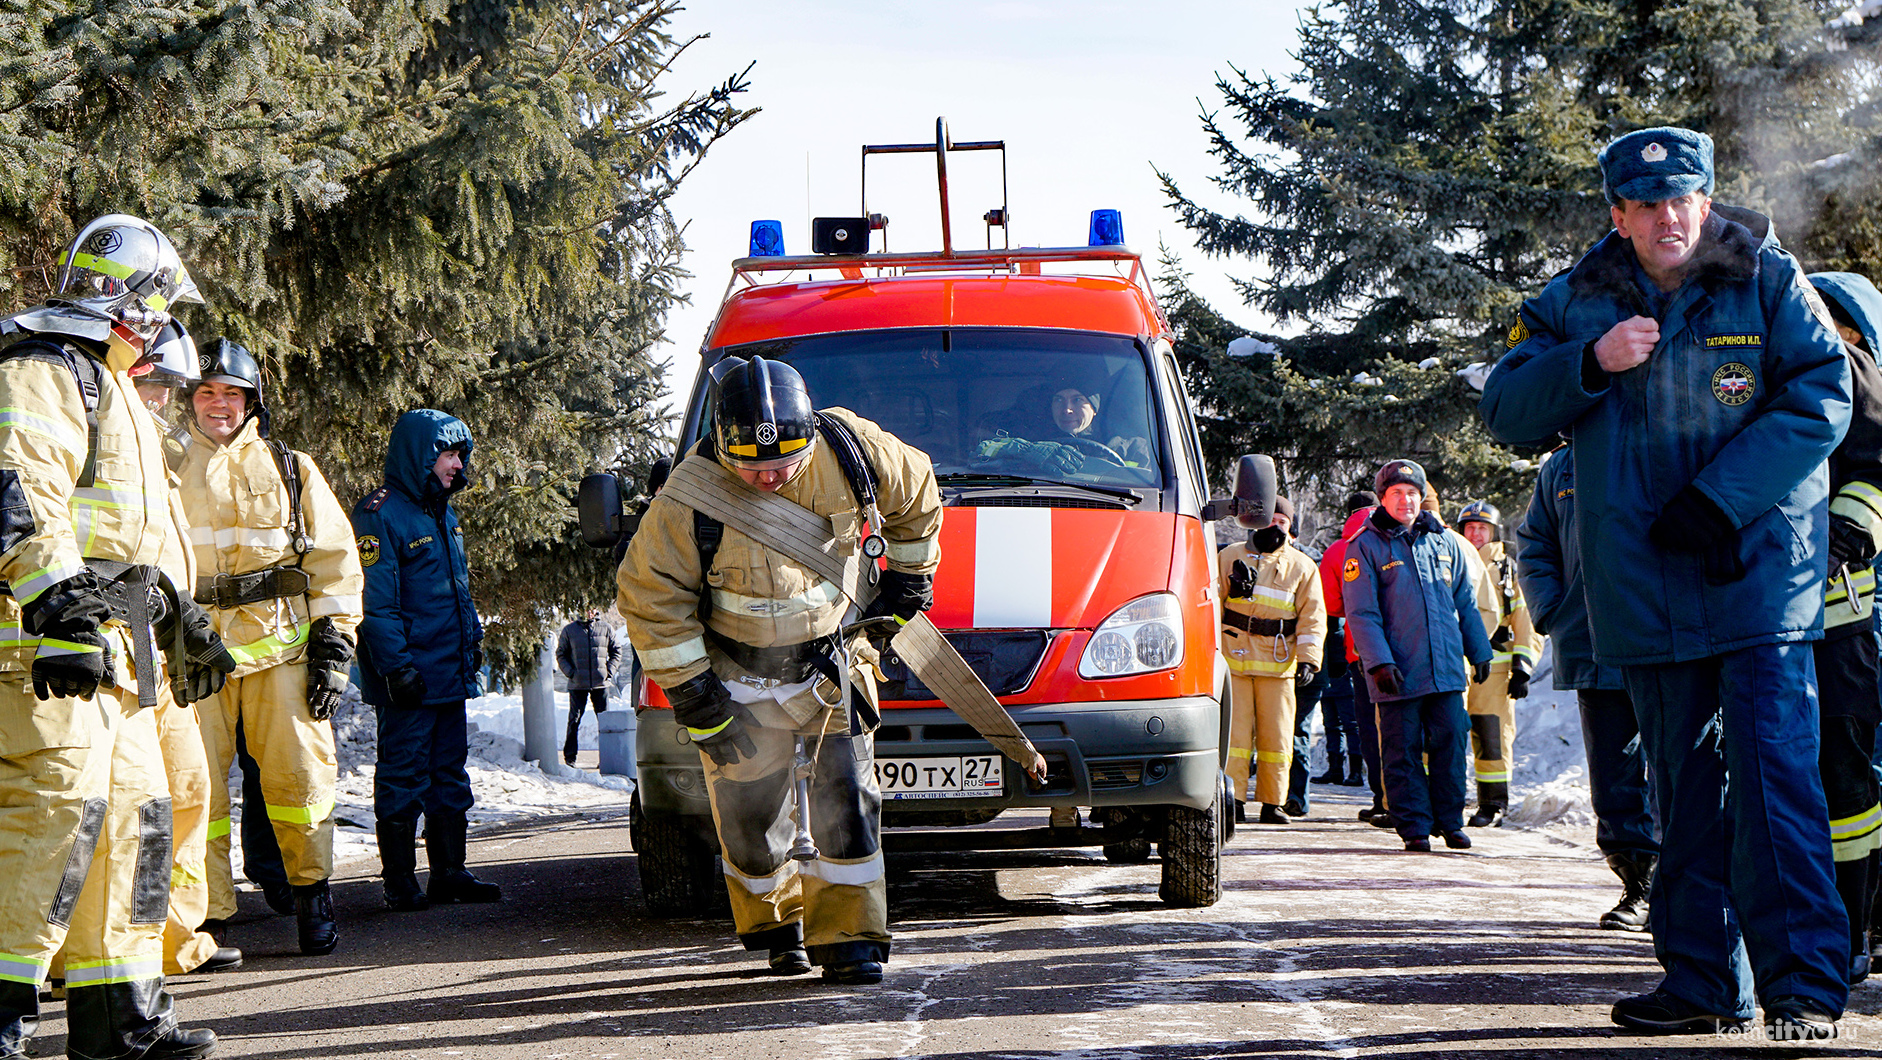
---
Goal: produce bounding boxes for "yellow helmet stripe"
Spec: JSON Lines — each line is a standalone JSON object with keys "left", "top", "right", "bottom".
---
{"left": 69, "top": 252, "right": 137, "bottom": 281}
{"left": 778, "top": 436, "right": 808, "bottom": 454}
{"left": 727, "top": 443, "right": 759, "bottom": 457}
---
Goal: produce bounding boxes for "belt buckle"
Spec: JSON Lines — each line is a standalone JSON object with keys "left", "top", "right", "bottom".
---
{"left": 732, "top": 674, "right": 782, "bottom": 692}
{"left": 209, "top": 572, "right": 236, "bottom": 610}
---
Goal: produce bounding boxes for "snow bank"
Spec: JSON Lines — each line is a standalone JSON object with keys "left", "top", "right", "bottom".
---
{"left": 226, "top": 683, "right": 635, "bottom": 881}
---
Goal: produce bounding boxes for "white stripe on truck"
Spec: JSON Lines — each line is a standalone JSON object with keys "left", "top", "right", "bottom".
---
{"left": 973, "top": 508, "right": 1052, "bottom": 628}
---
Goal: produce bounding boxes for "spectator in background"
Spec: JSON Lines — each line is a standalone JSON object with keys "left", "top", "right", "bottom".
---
{"left": 1482, "top": 126, "right": 1850, "bottom": 1037}
{"left": 1457, "top": 500, "right": 1543, "bottom": 828}
{"left": 352, "top": 409, "right": 502, "bottom": 912}
{"left": 1515, "top": 443, "right": 1659, "bottom": 932}
{"left": 557, "top": 609, "right": 624, "bottom": 767}
{"left": 1283, "top": 510, "right": 1331, "bottom": 818}
{"left": 1320, "top": 491, "right": 1381, "bottom": 814}
{"left": 1343, "top": 460, "right": 1493, "bottom": 852}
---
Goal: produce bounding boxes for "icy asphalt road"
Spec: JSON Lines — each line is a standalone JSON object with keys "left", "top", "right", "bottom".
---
{"left": 35, "top": 786, "right": 1882, "bottom": 1059}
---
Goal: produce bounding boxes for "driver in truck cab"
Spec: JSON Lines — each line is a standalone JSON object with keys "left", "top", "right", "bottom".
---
{"left": 974, "top": 371, "right": 1152, "bottom": 473}
{"left": 616, "top": 356, "right": 942, "bottom": 987}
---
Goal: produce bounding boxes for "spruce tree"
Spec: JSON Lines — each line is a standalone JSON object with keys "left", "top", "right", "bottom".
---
{"left": 0, "top": 0, "right": 755, "bottom": 670}
{"left": 1159, "top": 0, "right": 1863, "bottom": 529}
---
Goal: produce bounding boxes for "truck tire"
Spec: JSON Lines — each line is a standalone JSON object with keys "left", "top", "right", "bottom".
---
{"left": 1219, "top": 772, "right": 1237, "bottom": 845}
{"left": 1158, "top": 789, "right": 1224, "bottom": 908}
{"left": 629, "top": 790, "right": 726, "bottom": 917}
{"left": 1103, "top": 837, "right": 1152, "bottom": 863}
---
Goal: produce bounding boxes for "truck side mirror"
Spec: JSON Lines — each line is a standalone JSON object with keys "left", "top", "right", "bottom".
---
{"left": 578, "top": 473, "right": 630, "bottom": 549}
{"left": 1201, "top": 497, "right": 1232, "bottom": 522}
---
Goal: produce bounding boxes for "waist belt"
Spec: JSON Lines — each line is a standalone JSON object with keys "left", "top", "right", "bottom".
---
{"left": 196, "top": 566, "right": 310, "bottom": 610}
{"left": 85, "top": 559, "right": 171, "bottom": 710}
{"left": 707, "top": 629, "right": 843, "bottom": 687}
{"left": 1223, "top": 612, "right": 1297, "bottom": 636}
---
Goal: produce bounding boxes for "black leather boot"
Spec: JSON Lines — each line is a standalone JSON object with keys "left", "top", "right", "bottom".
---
{"left": 295, "top": 880, "right": 339, "bottom": 956}
{"left": 378, "top": 817, "right": 429, "bottom": 911}
{"left": 64, "top": 979, "right": 215, "bottom": 1060}
{"left": 1600, "top": 850, "right": 1655, "bottom": 931}
{"left": 426, "top": 813, "right": 502, "bottom": 903}
{"left": 1468, "top": 781, "right": 1508, "bottom": 827}
{"left": 1312, "top": 753, "right": 1344, "bottom": 784}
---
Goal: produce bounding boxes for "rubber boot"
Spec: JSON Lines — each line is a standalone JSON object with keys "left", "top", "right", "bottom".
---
{"left": 0, "top": 980, "right": 36, "bottom": 1059}
{"left": 1467, "top": 781, "right": 1507, "bottom": 827}
{"left": 295, "top": 879, "right": 339, "bottom": 956}
{"left": 377, "top": 817, "right": 429, "bottom": 912}
{"left": 1600, "top": 851, "right": 1654, "bottom": 931}
{"left": 1312, "top": 753, "right": 1344, "bottom": 784}
{"left": 1837, "top": 849, "right": 1878, "bottom": 984}
{"left": 64, "top": 979, "right": 215, "bottom": 1060}
{"left": 427, "top": 813, "right": 502, "bottom": 903}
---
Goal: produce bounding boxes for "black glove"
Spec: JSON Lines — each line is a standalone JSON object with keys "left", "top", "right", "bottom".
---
{"left": 387, "top": 666, "right": 428, "bottom": 710}
{"left": 179, "top": 605, "right": 237, "bottom": 705}
{"left": 305, "top": 618, "right": 354, "bottom": 720}
{"left": 977, "top": 437, "right": 1084, "bottom": 475}
{"left": 1489, "top": 624, "right": 1514, "bottom": 651}
{"left": 1472, "top": 660, "right": 1492, "bottom": 685}
{"left": 1507, "top": 667, "right": 1531, "bottom": 700}
{"left": 1294, "top": 662, "right": 1318, "bottom": 688}
{"left": 1227, "top": 560, "right": 1254, "bottom": 601}
{"left": 862, "top": 569, "right": 934, "bottom": 626}
{"left": 667, "top": 671, "right": 757, "bottom": 767}
{"left": 1370, "top": 663, "right": 1403, "bottom": 697}
{"left": 1828, "top": 513, "right": 1878, "bottom": 573}
{"left": 1648, "top": 485, "right": 1735, "bottom": 554}
{"left": 23, "top": 574, "right": 113, "bottom": 702}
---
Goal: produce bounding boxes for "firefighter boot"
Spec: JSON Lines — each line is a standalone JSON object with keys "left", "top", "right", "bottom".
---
{"left": 1837, "top": 850, "right": 1878, "bottom": 985}
{"left": 1600, "top": 851, "right": 1654, "bottom": 931}
{"left": 1312, "top": 753, "right": 1344, "bottom": 784}
{"left": 377, "top": 817, "right": 429, "bottom": 912}
{"left": 295, "top": 880, "right": 338, "bottom": 956}
{"left": 0, "top": 981, "right": 35, "bottom": 1059}
{"left": 427, "top": 813, "right": 502, "bottom": 903}
{"left": 65, "top": 979, "right": 216, "bottom": 1060}
{"left": 1468, "top": 782, "right": 1507, "bottom": 828}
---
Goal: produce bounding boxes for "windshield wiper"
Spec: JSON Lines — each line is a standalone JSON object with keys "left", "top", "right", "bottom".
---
{"left": 936, "top": 472, "right": 1143, "bottom": 506}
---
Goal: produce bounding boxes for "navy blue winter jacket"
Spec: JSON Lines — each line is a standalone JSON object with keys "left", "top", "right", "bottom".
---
{"left": 1513, "top": 446, "right": 1625, "bottom": 692}
{"left": 1342, "top": 508, "right": 1494, "bottom": 702}
{"left": 351, "top": 410, "right": 484, "bottom": 706}
{"left": 1480, "top": 206, "right": 1851, "bottom": 665}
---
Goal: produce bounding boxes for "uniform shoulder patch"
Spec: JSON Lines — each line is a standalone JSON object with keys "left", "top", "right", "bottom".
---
{"left": 357, "top": 534, "right": 380, "bottom": 568}
{"left": 1506, "top": 319, "right": 1530, "bottom": 349}
{"left": 1342, "top": 557, "right": 1359, "bottom": 582}
{"left": 362, "top": 487, "right": 389, "bottom": 512}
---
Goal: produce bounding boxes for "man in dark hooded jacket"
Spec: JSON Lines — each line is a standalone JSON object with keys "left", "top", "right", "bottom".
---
{"left": 1806, "top": 272, "right": 1882, "bottom": 986}
{"left": 351, "top": 409, "right": 501, "bottom": 912}
{"left": 1482, "top": 126, "right": 1852, "bottom": 1038}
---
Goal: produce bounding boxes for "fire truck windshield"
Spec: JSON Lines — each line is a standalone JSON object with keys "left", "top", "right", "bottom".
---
{"left": 705, "top": 328, "right": 1165, "bottom": 489}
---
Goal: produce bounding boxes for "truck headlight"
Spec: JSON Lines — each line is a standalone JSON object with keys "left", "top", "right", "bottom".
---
{"left": 1079, "top": 592, "right": 1186, "bottom": 678}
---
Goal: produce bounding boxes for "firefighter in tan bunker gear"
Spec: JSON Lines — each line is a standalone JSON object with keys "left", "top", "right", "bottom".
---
{"left": 1457, "top": 500, "right": 1541, "bottom": 827}
{"left": 618, "top": 356, "right": 941, "bottom": 986}
{"left": 1219, "top": 495, "right": 1327, "bottom": 825}
{"left": 178, "top": 338, "right": 363, "bottom": 957}
{"left": 0, "top": 215, "right": 232, "bottom": 1059}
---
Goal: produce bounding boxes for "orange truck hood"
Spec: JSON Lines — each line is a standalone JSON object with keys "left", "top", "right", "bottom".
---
{"left": 925, "top": 507, "right": 1176, "bottom": 631}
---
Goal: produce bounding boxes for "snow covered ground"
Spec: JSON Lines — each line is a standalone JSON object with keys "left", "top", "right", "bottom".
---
{"left": 225, "top": 685, "right": 636, "bottom": 882}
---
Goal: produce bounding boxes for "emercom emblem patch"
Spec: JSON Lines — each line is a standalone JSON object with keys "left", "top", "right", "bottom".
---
{"left": 1712, "top": 363, "right": 1755, "bottom": 407}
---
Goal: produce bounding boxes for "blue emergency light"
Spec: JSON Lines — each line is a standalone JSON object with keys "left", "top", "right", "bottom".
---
{"left": 1088, "top": 209, "right": 1125, "bottom": 247}
{"left": 749, "top": 220, "right": 785, "bottom": 257}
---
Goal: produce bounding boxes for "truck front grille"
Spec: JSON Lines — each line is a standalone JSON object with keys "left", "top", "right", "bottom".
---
{"left": 878, "top": 630, "right": 1050, "bottom": 700}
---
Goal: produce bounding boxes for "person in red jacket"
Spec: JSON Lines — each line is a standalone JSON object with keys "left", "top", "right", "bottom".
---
{"left": 1319, "top": 491, "right": 1385, "bottom": 818}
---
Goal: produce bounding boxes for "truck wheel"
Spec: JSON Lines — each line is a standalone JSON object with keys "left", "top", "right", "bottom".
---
{"left": 1158, "top": 789, "right": 1224, "bottom": 908}
{"left": 1219, "top": 772, "right": 1237, "bottom": 845}
{"left": 1103, "top": 837, "right": 1152, "bottom": 863}
{"left": 629, "top": 790, "right": 726, "bottom": 916}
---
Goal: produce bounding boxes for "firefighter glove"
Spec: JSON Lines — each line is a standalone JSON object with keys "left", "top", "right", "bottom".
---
{"left": 1648, "top": 485, "right": 1734, "bottom": 553}
{"left": 1489, "top": 624, "right": 1514, "bottom": 651}
{"left": 1828, "top": 513, "right": 1878, "bottom": 572}
{"left": 165, "top": 595, "right": 236, "bottom": 704}
{"left": 1507, "top": 667, "right": 1531, "bottom": 700}
{"left": 23, "top": 573, "right": 114, "bottom": 702}
{"left": 667, "top": 671, "right": 757, "bottom": 767}
{"left": 1472, "top": 660, "right": 1492, "bottom": 685}
{"left": 1226, "top": 560, "right": 1255, "bottom": 601}
{"left": 305, "top": 618, "right": 355, "bottom": 719}
{"left": 862, "top": 569, "right": 934, "bottom": 626}
{"left": 387, "top": 666, "right": 428, "bottom": 710}
{"left": 1370, "top": 663, "right": 1404, "bottom": 697}
{"left": 1294, "top": 662, "right": 1318, "bottom": 688}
